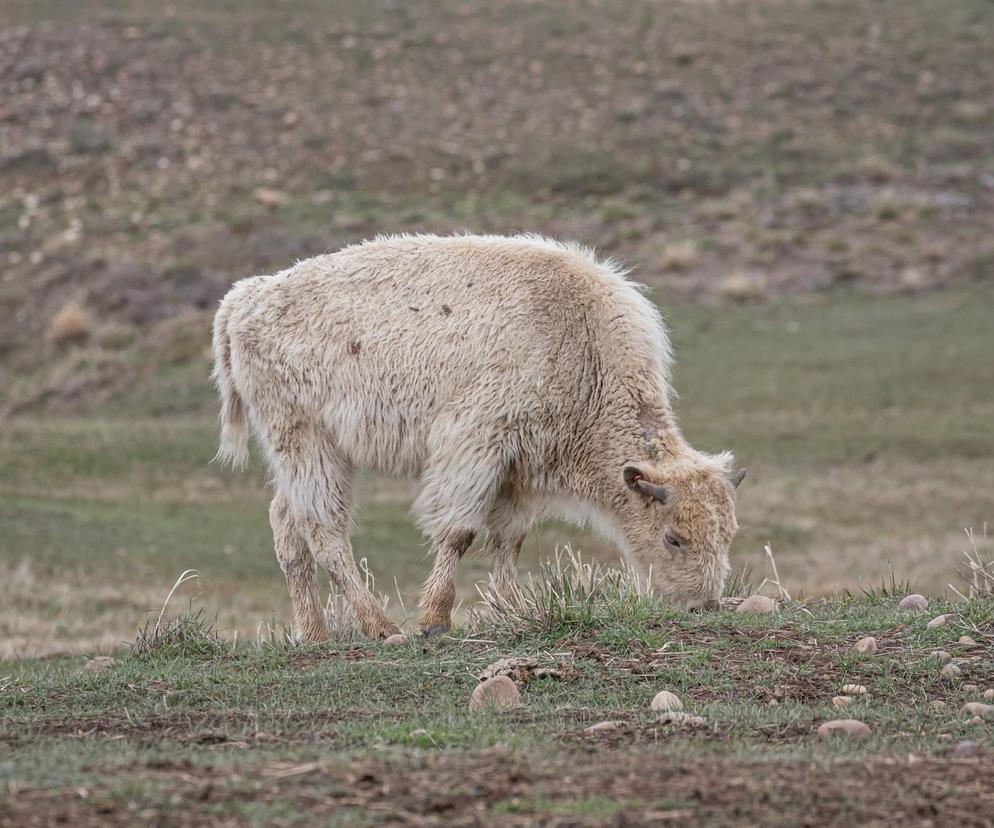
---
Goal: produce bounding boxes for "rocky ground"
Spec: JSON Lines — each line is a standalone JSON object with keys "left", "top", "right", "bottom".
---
{"left": 2, "top": 590, "right": 992, "bottom": 826}
{"left": 2, "top": 0, "right": 992, "bottom": 410}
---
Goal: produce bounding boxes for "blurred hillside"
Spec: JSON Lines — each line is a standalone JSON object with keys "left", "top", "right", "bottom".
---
{"left": 2, "top": 0, "right": 992, "bottom": 411}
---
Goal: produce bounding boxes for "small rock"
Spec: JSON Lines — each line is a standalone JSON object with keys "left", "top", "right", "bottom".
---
{"left": 941, "top": 664, "right": 962, "bottom": 680}
{"left": 927, "top": 614, "right": 951, "bottom": 629}
{"left": 383, "top": 634, "right": 407, "bottom": 646}
{"left": 958, "top": 636, "right": 977, "bottom": 646}
{"left": 14, "top": 58, "right": 46, "bottom": 82}
{"left": 930, "top": 700, "right": 947, "bottom": 710}
{"left": 984, "top": 689, "right": 994, "bottom": 701}
{"left": 469, "top": 675, "right": 522, "bottom": 712}
{"left": 854, "top": 637, "right": 877, "bottom": 654}
{"left": 963, "top": 684, "right": 978, "bottom": 692}
{"left": 934, "top": 651, "right": 953, "bottom": 667}
{"left": 841, "top": 684, "right": 867, "bottom": 695}
{"left": 735, "top": 595, "right": 777, "bottom": 614}
{"left": 817, "top": 719, "right": 871, "bottom": 741}
{"left": 898, "top": 594, "right": 929, "bottom": 612}
{"left": 650, "top": 690, "right": 684, "bottom": 712}
{"left": 585, "top": 720, "right": 623, "bottom": 734}
{"left": 410, "top": 728, "right": 428, "bottom": 738}
{"left": 961, "top": 703, "right": 994, "bottom": 720}
{"left": 79, "top": 656, "right": 116, "bottom": 674}
{"left": 952, "top": 740, "right": 979, "bottom": 757}
{"left": 832, "top": 695, "right": 853, "bottom": 708}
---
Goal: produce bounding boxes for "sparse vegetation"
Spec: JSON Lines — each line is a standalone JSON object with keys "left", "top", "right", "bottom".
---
{"left": 2, "top": 574, "right": 992, "bottom": 825}
{"left": 954, "top": 525, "right": 994, "bottom": 600}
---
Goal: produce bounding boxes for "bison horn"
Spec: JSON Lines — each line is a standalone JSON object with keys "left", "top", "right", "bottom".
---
{"left": 728, "top": 468, "right": 746, "bottom": 489}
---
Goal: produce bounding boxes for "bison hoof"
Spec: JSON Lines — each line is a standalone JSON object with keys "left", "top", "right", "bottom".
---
{"left": 421, "top": 625, "right": 449, "bottom": 638}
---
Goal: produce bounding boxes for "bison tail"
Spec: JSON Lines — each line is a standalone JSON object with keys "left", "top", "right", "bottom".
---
{"left": 210, "top": 293, "right": 250, "bottom": 468}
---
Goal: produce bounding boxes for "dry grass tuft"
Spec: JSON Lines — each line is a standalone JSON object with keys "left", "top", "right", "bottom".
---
{"left": 0, "top": 558, "right": 162, "bottom": 659}
{"left": 660, "top": 240, "right": 699, "bottom": 272}
{"left": 757, "top": 542, "right": 792, "bottom": 602}
{"left": 869, "top": 190, "right": 902, "bottom": 221}
{"left": 46, "top": 301, "right": 96, "bottom": 347}
{"left": 472, "top": 545, "right": 655, "bottom": 636}
{"left": 949, "top": 525, "right": 993, "bottom": 600}
{"left": 716, "top": 269, "right": 767, "bottom": 302}
{"left": 132, "top": 570, "right": 226, "bottom": 657}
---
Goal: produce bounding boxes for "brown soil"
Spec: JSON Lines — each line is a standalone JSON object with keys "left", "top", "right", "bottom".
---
{"left": 3, "top": 749, "right": 992, "bottom": 827}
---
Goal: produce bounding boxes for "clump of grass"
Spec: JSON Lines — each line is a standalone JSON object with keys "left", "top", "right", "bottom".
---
{"left": 723, "top": 563, "right": 754, "bottom": 598}
{"left": 660, "top": 239, "right": 698, "bottom": 271}
{"left": 322, "top": 591, "right": 366, "bottom": 643}
{"left": 133, "top": 607, "right": 225, "bottom": 658}
{"left": 320, "top": 557, "right": 399, "bottom": 642}
{"left": 950, "top": 525, "right": 993, "bottom": 600}
{"left": 472, "top": 546, "right": 657, "bottom": 639}
{"left": 46, "top": 301, "right": 95, "bottom": 347}
{"left": 870, "top": 190, "right": 903, "bottom": 221}
{"left": 848, "top": 567, "right": 914, "bottom": 602}
{"left": 132, "top": 569, "right": 226, "bottom": 658}
{"left": 716, "top": 269, "right": 767, "bottom": 302}
{"left": 253, "top": 619, "right": 297, "bottom": 652}
{"left": 752, "top": 542, "right": 793, "bottom": 602}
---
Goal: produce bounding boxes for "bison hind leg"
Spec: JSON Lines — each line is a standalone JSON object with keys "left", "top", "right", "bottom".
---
{"left": 269, "top": 422, "right": 400, "bottom": 640}
{"left": 418, "top": 529, "right": 476, "bottom": 635}
{"left": 270, "top": 493, "right": 329, "bottom": 643}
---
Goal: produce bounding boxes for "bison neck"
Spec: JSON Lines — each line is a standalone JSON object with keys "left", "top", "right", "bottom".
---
{"left": 541, "top": 397, "right": 689, "bottom": 509}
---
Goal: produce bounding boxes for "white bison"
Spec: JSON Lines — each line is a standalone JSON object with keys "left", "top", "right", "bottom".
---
{"left": 212, "top": 234, "right": 744, "bottom": 639}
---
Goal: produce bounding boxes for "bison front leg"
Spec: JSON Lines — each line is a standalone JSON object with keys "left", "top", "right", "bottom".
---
{"left": 419, "top": 530, "right": 475, "bottom": 636}
{"left": 484, "top": 493, "right": 534, "bottom": 608}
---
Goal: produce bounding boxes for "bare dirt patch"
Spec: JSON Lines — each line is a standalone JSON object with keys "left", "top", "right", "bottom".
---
{"left": 0, "top": 709, "right": 387, "bottom": 749}
{"left": 3, "top": 749, "right": 992, "bottom": 826}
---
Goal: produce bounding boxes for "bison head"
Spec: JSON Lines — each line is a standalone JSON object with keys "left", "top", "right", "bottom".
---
{"left": 618, "top": 453, "right": 744, "bottom": 610}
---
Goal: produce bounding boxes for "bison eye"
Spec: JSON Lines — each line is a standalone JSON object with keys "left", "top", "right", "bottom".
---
{"left": 664, "top": 530, "right": 687, "bottom": 552}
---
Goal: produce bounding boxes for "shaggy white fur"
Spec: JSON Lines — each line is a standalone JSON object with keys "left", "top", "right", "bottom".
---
{"left": 213, "top": 234, "right": 742, "bottom": 638}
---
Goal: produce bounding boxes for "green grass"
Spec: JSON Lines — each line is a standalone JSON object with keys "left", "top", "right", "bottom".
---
{"left": 1, "top": 595, "right": 991, "bottom": 824}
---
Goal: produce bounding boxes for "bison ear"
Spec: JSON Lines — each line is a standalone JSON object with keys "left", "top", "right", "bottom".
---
{"left": 623, "top": 463, "right": 669, "bottom": 505}
{"left": 623, "top": 463, "right": 648, "bottom": 490}
{"left": 728, "top": 468, "right": 746, "bottom": 489}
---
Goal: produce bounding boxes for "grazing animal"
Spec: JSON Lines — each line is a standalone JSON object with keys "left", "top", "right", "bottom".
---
{"left": 212, "top": 234, "right": 744, "bottom": 639}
